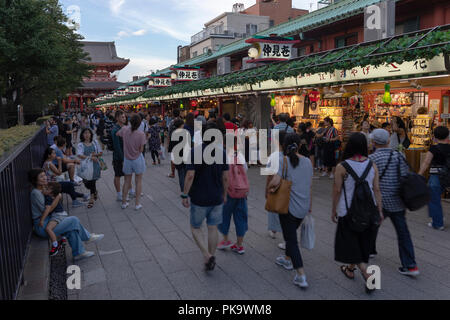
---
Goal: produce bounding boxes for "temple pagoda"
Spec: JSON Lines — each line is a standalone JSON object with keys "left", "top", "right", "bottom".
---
{"left": 64, "top": 41, "right": 130, "bottom": 111}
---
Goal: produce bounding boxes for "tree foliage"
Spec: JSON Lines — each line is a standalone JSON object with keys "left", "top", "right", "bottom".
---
{"left": 0, "top": 0, "right": 92, "bottom": 127}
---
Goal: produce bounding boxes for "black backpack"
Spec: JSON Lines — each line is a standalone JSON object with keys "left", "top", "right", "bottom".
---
{"left": 437, "top": 146, "right": 450, "bottom": 191}
{"left": 342, "top": 160, "right": 380, "bottom": 233}
{"left": 397, "top": 156, "right": 430, "bottom": 211}
{"left": 104, "top": 128, "right": 114, "bottom": 151}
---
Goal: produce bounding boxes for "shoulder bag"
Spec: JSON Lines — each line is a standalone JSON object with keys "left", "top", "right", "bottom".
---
{"left": 265, "top": 156, "right": 292, "bottom": 215}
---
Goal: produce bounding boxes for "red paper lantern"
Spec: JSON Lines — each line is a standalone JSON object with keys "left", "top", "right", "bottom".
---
{"left": 190, "top": 100, "right": 198, "bottom": 107}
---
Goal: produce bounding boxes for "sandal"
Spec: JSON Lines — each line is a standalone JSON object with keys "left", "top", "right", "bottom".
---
{"left": 205, "top": 256, "right": 216, "bottom": 271}
{"left": 340, "top": 265, "right": 356, "bottom": 280}
{"left": 87, "top": 199, "right": 95, "bottom": 209}
{"left": 362, "top": 273, "right": 376, "bottom": 294}
{"left": 167, "top": 173, "right": 175, "bottom": 178}
{"left": 94, "top": 192, "right": 98, "bottom": 200}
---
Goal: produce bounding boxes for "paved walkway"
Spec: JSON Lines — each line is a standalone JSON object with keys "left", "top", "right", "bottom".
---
{"left": 67, "top": 151, "right": 450, "bottom": 300}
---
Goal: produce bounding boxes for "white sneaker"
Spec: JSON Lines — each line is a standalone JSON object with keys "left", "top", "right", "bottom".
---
{"left": 278, "top": 242, "right": 286, "bottom": 250}
{"left": 268, "top": 231, "right": 276, "bottom": 239}
{"left": 293, "top": 274, "right": 309, "bottom": 288}
{"left": 116, "top": 195, "right": 122, "bottom": 202}
{"left": 74, "top": 251, "right": 95, "bottom": 261}
{"left": 329, "top": 173, "right": 335, "bottom": 179}
{"left": 121, "top": 202, "right": 129, "bottom": 209}
{"left": 128, "top": 191, "right": 136, "bottom": 199}
{"left": 275, "top": 255, "right": 293, "bottom": 270}
{"left": 321, "top": 171, "right": 328, "bottom": 177}
{"left": 135, "top": 204, "right": 143, "bottom": 211}
{"left": 86, "top": 233, "right": 104, "bottom": 244}
{"left": 428, "top": 222, "right": 445, "bottom": 231}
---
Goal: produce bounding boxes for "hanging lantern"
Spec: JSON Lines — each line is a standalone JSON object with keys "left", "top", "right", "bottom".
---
{"left": 383, "top": 83, "right": 392, "bottom": 104}
{"left": 270, "top": 93, "right": 276, "bottom": 107}
{"left": 146, "top": 104, "right": 149, "bottom": 108}
{"left": 180, "top": 103, "right": 184, "bottom": 109}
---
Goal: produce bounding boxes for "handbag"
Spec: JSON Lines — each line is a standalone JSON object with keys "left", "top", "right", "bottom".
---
{"left": 397, "top": 155, "right": 430, "bottom": 211}
{"left": 77, "top": 156, "right": 94, "bottom": 180}
{"left": 300, "top": 215, "right": 315, "bottom": 250}
{"left": 264, "top": 156, "right": 292, "bottom": 214}
{"left": 99, "top": 157, "right": 108, "bottom": 171}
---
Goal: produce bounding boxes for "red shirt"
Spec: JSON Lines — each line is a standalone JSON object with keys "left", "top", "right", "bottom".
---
{"left": 225, "top": 122, "right": 237, "bottom": 131}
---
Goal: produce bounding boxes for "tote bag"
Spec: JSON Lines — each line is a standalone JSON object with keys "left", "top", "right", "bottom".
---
{"left": 264, "top": 156, "right": 292, "bottom": 214}
{"left": 300, "top": 215, "right": 315, "bottom": 250}
{"left": 78, "top": 156, "right": 94, "bottom": 180}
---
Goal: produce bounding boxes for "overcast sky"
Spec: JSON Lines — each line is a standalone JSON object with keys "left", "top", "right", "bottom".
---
{"left": 60, "top": 0, "right": 315, "bottom": 82}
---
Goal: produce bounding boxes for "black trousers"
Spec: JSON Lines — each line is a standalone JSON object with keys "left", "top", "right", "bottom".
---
{"left": 150, "top": 150, "right": 159, "bottom": 162}
{"left": 59, "top": 181, "right": 83, "bottom": 200}
{"left": 279, "top": 213, "right": 304, "bottom": 269}
{"left": 83, "top": 180, "right": 97, "bottom": 195}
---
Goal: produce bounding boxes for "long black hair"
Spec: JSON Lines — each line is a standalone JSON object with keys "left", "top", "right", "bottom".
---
{"left": 282, "top": 133, "right": 301, "bottom": 168}
{"left": 342, "top": 132, "right": 368, "bottom": 160}
{"left": 42, "top": 147, "right": 55, "bottom": 166}
{"left": 130, "top": 114, "right": 141, "bottom": 131}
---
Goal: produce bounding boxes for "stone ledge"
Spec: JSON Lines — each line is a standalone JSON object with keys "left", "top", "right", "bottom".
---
{"left": 17, "top": 235, "right": 49, "bottom": 300}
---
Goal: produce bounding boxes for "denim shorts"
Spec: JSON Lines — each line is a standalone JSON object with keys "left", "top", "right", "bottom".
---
{"left": 190, "top": 204, "right": 223, "bottom": 228}
{"left": 123, "top": 154, "right": 146, "bottom": 175}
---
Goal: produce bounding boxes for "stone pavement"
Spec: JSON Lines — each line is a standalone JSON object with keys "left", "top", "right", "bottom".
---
{"left": 67, "top": 150, "right": 450, "bottom": 300}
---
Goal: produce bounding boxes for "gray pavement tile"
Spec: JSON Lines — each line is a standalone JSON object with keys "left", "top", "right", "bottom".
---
{"left": 163, "top": 230, "right": 198, "bottom": 254}
{"left": 149, "top": 243, "right": 190, "bottom": 274}
{"left": 82, "top": 267, "right": 107, "bottom": 287}
{"left": 166, "top": 269, "right": 213, "bottom": 300}
{"left": 112, "top": 220, "right": 140, "bottom": 240}
{"left": 119, "top": 238, "right": 153, "bottom": 263}
{"left": 78, "top": 281, "right": 110, "bottom": 300}
{"left": 148, "top": 214, "right": 180, "bottom": 233}
{"left": 108, "top": 277, "right": 145, "bottom": 300}
{"left": 131, "top": 261, "right": 180, "bottom": 300}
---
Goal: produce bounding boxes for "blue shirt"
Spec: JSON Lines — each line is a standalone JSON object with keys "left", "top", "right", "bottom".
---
{"left": 276, "top": 154, "right": 313, "bottom": 219}
{"left": 274, "top": 122, "right": 294, "bottom": 133}
{"left": 47, "top": 125, "right": 58, "bottom": 145}
{"left": 185, "top": 144, "right": 229, "bottom": 207}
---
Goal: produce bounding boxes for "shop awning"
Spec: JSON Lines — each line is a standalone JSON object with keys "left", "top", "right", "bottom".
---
{"left": 92, "top": 26, "right": 450, "bottom": 107}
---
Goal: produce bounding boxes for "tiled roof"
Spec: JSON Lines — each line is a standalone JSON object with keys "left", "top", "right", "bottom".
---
{"left": 81, "top": 41, "right": 130, "bottom": 67}
{"left": 173, "top": 0, "right": 400, "bottom": 68}
{"left": 80, "top": 81, "right": 124, "bottom": 90}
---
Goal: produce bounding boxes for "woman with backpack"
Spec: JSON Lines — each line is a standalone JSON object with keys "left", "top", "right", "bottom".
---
{"left": 419, "top": 126, "right": 450, "bottom": 231}
{"left": 217, "top": 150, "right": 249, "bottom": 255}
{"left": 332, "top": 132, "right": 384, "bottom": 294}
{"left": 267, "top": 133, "right": 313, "bottom": 288}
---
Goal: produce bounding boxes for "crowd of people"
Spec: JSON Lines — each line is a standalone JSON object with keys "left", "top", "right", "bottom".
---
{"left": 29, "top": 108, "right": 449, "bottom": 294}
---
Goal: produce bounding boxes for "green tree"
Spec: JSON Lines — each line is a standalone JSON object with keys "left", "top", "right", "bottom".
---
{"left": 0, "top": 0, "right": 92, "bottom": 128}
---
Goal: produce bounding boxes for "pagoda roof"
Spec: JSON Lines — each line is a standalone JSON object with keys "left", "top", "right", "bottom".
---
{"left": 79, "top": 80, "right": 124, "bottom": 90}
{"left": 81, "top": 41, "right": 130, "bottom": 69}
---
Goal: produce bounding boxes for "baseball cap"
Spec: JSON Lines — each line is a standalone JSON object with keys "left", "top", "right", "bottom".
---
{"left": 371, "top": 129, "right": 390, "bottom": 145}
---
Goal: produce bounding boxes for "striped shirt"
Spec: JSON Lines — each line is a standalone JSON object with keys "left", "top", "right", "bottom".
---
{"left": 369, "top": 148, "right": 409, "bottom": 212}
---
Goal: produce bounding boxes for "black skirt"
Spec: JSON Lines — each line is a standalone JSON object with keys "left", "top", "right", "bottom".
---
{"left": 334, "top": 216, "right": 375, "bottom": 265}
{"left": 323, "top": 142, "right": 336, "bottom": 168}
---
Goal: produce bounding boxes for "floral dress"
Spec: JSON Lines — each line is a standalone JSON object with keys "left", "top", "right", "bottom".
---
{"left": 148, "top": 125, "right": 161, "bottom": 152}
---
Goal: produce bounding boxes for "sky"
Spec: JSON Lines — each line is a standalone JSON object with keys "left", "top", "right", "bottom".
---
{"left": 60, "top": 0, "right": 314, "bottom": 83}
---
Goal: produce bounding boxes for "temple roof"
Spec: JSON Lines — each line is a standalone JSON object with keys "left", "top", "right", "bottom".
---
{"left": 79, "top": 81, "right": 124, "bottom": 90}
{"left": 81, "top": 41, "right": 130, "bottom": 69}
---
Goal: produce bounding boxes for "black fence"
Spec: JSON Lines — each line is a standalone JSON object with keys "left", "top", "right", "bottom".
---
{"left": 0, "top": 127, "right": 47, "bottom": 300}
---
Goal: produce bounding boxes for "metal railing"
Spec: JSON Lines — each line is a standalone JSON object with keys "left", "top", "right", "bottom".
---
{"left": 0, "top": 127, "right": 47, "bottom": 300}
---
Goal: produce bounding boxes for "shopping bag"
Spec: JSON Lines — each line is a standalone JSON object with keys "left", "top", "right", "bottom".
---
{"left": 159, "top": 145, "right": 166, "bottom": 160}
{"left": 99, "top": 157, "right": 108, "bottom": 171}
{"left": 77, "top": 157, "right": 94, "bottom": 180}
{"left": 300, "top": 215, "right": 315, "bottom": 250}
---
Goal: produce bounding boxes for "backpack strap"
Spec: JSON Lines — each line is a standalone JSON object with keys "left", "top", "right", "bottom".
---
{"left": 380, "top": 150, "right": 394, "bottom": 180}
